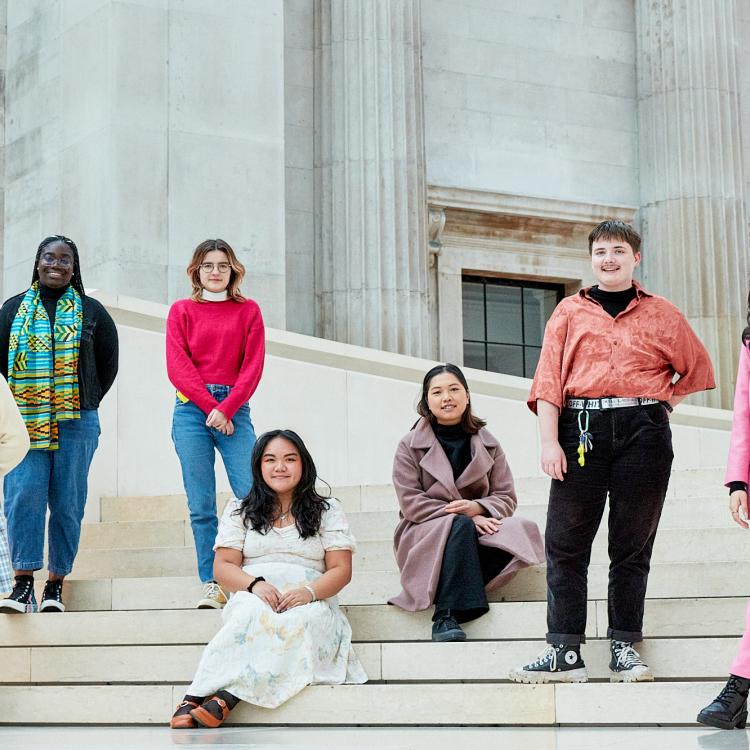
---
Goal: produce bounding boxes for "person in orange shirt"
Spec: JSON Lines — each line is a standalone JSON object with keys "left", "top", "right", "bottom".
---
{"left": 509, "top": 220, "right": 715, "bottom": 684}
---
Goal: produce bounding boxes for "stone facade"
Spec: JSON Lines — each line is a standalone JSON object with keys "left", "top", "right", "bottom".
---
{"left": 1, "top": 0, "right": 286, "bottom": 328}
{"left": 0, "top": 0, "right": 747, "bottom": 405}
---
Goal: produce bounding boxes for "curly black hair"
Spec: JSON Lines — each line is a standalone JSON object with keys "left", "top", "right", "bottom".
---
{"left": 31, "top": 235, "right": 85, "bottom": 296}
{"left": 236, "top": 429, "right": 330, "bottom": 538}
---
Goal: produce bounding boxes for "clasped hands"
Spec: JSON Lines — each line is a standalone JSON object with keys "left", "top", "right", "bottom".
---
{"left": 444, "top": 499, "right": 503, "bottom": 536}
{"left": 250, "top": 580, "right": 314, "bottom": 612}
{"left": 206, "top": 408, "right": 234, "bottom": 436}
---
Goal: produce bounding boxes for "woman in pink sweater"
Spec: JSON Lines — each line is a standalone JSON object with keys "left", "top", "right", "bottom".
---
{"left": 166, "top": 239, "right": 265, "bottom": 609}
{"left": 698, "top": 297, "right": 750, "bottom": 729}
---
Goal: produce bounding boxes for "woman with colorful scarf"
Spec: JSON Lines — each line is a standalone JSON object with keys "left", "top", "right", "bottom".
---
{"left": 0, "top": 236, "right": 118, "bottom": 613}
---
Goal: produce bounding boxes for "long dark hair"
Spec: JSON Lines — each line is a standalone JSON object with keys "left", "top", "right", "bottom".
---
{"left": 31, "top": 235, "right": 85, "bottom": 296}
{"left": 416, "top": 363, "right": 486, "bottom": 434}
{"left": 744, "top": 289, "right": 750, "bottom": 348}
{"left": 236, "top": 429, "right": 329, "bottom": 538}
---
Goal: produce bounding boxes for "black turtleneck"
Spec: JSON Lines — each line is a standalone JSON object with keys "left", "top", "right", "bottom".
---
{"left": 40, "top": 283, "right": 68, "bottom": 326}
{"left": 588, "top": 284, "right": 637, "bottom": 319}
{"left": 432, "top": 421, "right": 472, "bottom": 480}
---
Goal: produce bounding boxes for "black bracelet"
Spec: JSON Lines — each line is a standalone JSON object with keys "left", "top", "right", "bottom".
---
{"left": 247, "top": 576, "right": 265, "bottom": 594}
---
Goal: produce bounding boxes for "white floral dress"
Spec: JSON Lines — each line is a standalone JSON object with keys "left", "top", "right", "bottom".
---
{"left": 187, "top": 497, "right": 367, "bottom": 708}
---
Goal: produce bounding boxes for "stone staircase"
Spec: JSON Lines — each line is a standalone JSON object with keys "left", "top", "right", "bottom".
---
{"left": 0, "top": 468, "right": 743, "bottom": 725}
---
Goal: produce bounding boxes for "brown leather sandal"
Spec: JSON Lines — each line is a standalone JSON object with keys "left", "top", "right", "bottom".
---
{"left": 170, "top": 699, "right": 201, "bottom": 729}
{"left": 190, "top": 695, "right": 230, "bottom": 728}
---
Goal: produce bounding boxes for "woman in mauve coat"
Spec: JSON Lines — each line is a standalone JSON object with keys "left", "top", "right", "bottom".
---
{"left": 389, "top": 363, "right": 544, "bottom": 641}
{"left": 698, "top": 293, "right": 750, "bottom": 730}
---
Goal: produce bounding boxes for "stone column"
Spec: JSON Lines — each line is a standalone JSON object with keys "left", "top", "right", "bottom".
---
{"left": 636, "top": 0, "right": 749, "bottom": 408}
{"left": 315, "top": 0, "right": 433, "bottom": 357}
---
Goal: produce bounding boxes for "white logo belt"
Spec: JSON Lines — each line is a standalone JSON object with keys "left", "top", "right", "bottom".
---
{"left": 565, "top": 397, "right": 660, "bottom": 410}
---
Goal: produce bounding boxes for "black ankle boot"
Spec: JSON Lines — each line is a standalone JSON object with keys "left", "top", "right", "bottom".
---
{"left": 431, "top": 609, "right": 466, "bottom": 642}
{"left": 697, "top": 675, "right": 750, "bottom": 730}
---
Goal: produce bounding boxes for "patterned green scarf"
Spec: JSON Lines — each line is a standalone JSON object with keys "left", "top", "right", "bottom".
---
{"left": 7, "top": 282, "right": 83, "bottom": 450}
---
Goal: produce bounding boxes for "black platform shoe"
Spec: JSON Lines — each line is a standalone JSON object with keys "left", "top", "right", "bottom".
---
{"left": 697, "top": 675, "right": 750, "bottom": 730}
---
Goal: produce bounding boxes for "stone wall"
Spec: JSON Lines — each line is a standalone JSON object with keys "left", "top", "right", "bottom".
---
{"left": 421, "top": 0, "right": 639, "bottom": 207}
{"left": 284, "top": 0, "right": 315, "bottom": 336}
{"left": 1, "top": 0, "right": 286, "bottom": 329}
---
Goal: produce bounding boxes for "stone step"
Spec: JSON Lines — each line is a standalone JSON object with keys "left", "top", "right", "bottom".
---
{"left": 0, "top": 682, "right": 726, "bottom": 725}
{"left": 80, "top": 495, "right": 737, "bottom": 551}
{"left": 1, "top": 598, "right": 746, "bottom": 646}
{"left": 0, "top": 637, "right": 738, "bottom": 685}
{"left": 68, "top": 526, "right": 750, "bottom": 579}
{"left": 22, "top": 561, "right": 750, "bottom": 611}
{"left": 96, "top": 469, "right": 727, "bottom": 521}
{"left": 79, "top": 520, "right": 190, "bottom": 550}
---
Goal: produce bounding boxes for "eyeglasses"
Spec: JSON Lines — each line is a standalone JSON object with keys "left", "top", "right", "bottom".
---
{"left": 40, "top": 253, "right": 73, "bottom": 269}
{"left": 200, "top": 262, "right": 231, "bottom": 274}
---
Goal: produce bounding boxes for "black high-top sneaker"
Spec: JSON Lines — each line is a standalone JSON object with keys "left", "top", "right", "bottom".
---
{"left": 697, "top": 675, "right": 750, "bottom": 730}
{"left": 609, "top": 640, "right": 653, "bottom": 682}
{"left": 39, "top": 579, "right": 65, "bottom": 612}
{"left": 0, "top": 574, "right": 37, "bottom": 614}
{"left": 509, "top": 643, "right": 588, "bottom": 683}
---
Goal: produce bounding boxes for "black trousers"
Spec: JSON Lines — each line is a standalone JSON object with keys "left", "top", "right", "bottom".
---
{"left": 545, "top": 403, "right": 673, "bottom": 645}
{"left": 433, "top": 514, "right": 513, "bottom": 624}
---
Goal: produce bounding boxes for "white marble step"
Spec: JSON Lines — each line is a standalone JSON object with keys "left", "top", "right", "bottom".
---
{"left": 0, "top": 598, "right": 746, "bottom": 646}
{"left": 18, "top": 562, "right": 750, "bottom": 611}
{"left": 0, "top": 637, "right": 739, "bottom": 684}
{"left": 80, "top": 495, "right": 738, "bottom": 551}
{"left": 0, "top": 682, "right": 726, "bottom": 725}
{"left": 68, "top": 526, "right": 750, "bottom": 579}
{"left": 97, "top": 469, "right": 727, "bottom": 521}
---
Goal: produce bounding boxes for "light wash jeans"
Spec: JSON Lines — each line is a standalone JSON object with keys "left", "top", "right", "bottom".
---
{"left": 3, "top": 409, "right": 100, "bottom": 576}
{"left": 171, "top": 385, "right": 255, "bottom": 583}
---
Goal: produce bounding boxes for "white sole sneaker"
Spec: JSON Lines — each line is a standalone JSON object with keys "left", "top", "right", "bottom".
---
{"left": 196, "top": 597, "right": 225, "bottom": 609}
{"left": 610, "top": 666, "right": 654, "bottom": 683}
{"left": 39, "top": 599, "right": 65, "bottom": 613}
{"left": 509, "top": 667, "right": 588, "bottom": 684}
{"left": 0, "top": 599, "right": 28, "bottom": 614}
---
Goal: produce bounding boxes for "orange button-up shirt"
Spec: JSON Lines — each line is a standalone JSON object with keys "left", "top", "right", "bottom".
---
{"left": 527, "top": 283, "right": 715, "bottom": 413}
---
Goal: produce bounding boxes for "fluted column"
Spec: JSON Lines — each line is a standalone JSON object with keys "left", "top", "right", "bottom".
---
{"left": 314, "top": 0, "right": 433, "bottom": 357}
{"left": 636, "top": 0, "right": 749, "bottom": 408}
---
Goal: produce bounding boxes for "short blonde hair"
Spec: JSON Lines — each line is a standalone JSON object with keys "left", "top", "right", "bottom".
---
{"left": 187, "top": 239, "right": 246, "bottom": 302}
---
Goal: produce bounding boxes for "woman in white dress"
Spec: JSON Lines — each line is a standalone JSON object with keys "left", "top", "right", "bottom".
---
{"left": 170, "top": 429, "right": 367, "bottom": 729}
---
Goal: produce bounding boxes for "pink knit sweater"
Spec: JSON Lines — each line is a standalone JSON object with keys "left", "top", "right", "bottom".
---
{"left": 166, "top": 297, "right": 265, "bottom": 420}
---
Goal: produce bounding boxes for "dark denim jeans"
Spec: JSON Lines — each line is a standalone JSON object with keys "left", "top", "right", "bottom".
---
{"left": 171, "top": 385, "right": 255, "bottom": 583}
{"left": 545, "top": 403, "right": 673, "bottom": 645}
{"left": 3, "top": 409, "right": 100, "bottom": 576}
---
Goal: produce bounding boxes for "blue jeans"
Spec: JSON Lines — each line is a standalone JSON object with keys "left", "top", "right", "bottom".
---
{"left": 171, "top": 385, "right": 255, "bottom": 583}
{"left": 3, "top": 409, "right": 101, "bottom": 577}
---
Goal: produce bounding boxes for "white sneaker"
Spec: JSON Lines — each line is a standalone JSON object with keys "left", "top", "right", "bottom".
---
{"left": 197, "top": 581, "right": 227, "bottom": 609}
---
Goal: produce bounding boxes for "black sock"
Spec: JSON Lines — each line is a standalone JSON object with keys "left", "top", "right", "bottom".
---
{"left": 184, "top": 694, "right": 204, "bottom": 705}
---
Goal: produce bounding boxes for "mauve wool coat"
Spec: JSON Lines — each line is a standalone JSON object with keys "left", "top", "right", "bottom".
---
{"left": 388, "top": 417, "right": 544, "bottom": 612}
